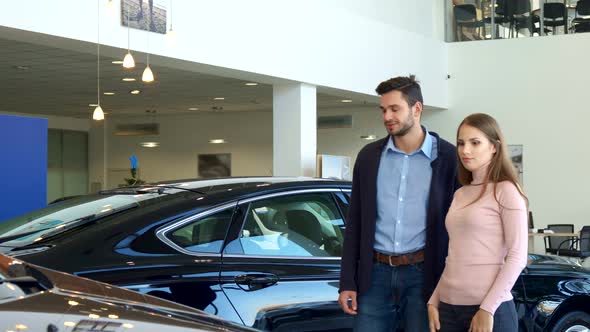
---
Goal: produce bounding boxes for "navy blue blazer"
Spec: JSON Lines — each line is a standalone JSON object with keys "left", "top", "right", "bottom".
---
{"left": 339, "top": 131, "right": 460, "bottom": 302}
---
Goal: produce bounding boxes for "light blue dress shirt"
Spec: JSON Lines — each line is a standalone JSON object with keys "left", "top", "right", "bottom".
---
{"left": 374, "top": 127, "right": 438, "bottom": 255}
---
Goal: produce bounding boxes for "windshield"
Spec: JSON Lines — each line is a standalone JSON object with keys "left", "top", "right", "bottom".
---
{"left": 0, "top": 192, "right": 163, "bottom": 247}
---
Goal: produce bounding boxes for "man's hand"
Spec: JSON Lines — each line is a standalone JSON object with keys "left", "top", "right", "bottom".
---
{"left": 469, "top": 309, "right": 493, "bottom": 332}
{"left": 428, "top": 304, "right": 440, "bottom": 332}
{"left": 338, "top": 290, "right": 358, "bottom": 315}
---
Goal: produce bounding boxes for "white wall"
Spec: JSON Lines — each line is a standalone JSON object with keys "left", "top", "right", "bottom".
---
{"left": 424, "top": 34, "right": 590, "bottom": 236}
{"left": 0, "top": 0, "right": 448, "bottom": 109}
{"left": 105, "top": 112, "right": 274, "bottom": 185}
{"left": 0, "top": 111, "right": 90, "bottom": 132}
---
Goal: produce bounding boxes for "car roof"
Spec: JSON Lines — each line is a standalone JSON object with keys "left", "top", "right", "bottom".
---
{"left": 150, "top": 177, "right": 351, "bottom": 194}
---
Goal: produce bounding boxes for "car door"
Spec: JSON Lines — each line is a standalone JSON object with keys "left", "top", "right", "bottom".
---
{"left": 220, "top": 189, "right": 353, "bottom": 331}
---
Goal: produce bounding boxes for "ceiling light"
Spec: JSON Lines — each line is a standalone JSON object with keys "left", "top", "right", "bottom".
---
{"left": 93, "top": 105, "right": 105, "bottom": 120}
{"left": 93, "top": 0, "right": 104, "bottom": 121}
{"left": 122, "top": 8, "right": 135, "bottom": 68}
{"left": 360, "top": 135, "right": 377, "bottom": 140}
{"left": 112, "top": 60, "right": 123, "bottom": 64}
{"left": 245, "top": 82, "right": 258, "bottom": 86}
{"left": 142, "top": 14, "right": 155, "bottom": 82}
{"left": 167, "top": 0, "right": 175, "bottom": 36}
{"left": 103, "top": 92, "right": 115, "bottom": 95}
{"left": 188, "top": 107, "right": 199, "bottom": 111}
{"left": 89, "top": 103, "right": 99, "bottom": 107}
{"left": 130, "top": 89, "right": 141, "bottom": 95}
{"left": 122, "top": 77, "right": 136, "bottom": 82}
{"left": 140, "top": 142, "right": 160, "bottom": 148}
{"left": 214, "top": 97, "right": 225, "bottom": 100}
{"left": 341, "top": 99, "right": 353, "bottom": 103}
{"left": 13, "top": 65, "right": 31, "bottom": 71}
{"left": 123, "top": 53, "right": 135, "bottom": 68}
{"left": 209, "top": 139, "right": 226, "bottom": 144}
{"left": 142, "top": 65, "right": 154, "bottom": 82}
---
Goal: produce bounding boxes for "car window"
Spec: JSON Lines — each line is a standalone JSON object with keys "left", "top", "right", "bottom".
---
{"left": 167, "top": 208, "right": 234, "bottom": 253}
{"left": 226, "top": 193, "right": 344, "bottom": 257}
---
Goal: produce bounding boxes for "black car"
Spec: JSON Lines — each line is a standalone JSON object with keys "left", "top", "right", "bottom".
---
{"left": 0, "top": 177, "right": 589, "bottom": 332}
{"left": 0, "top": 253, "right": 258, "bottom": 332}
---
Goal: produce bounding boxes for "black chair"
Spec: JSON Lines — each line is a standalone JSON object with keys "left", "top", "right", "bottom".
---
{"left": 544, "top": 2, "right": 568, "bottom": 35}
{"left": 572, "top": 0, "right": 590, "bottom": 33}
{"left": 528, "top": 211, "right": 535, "bottom": 229}
{"left": 544, "top": 224, "right": 577, "bottom": 255}
{"left": 556, "top": 226, "right": 590, "bottom": 263}
{"left": 482, "top": 0, "right": 511, "bottom": 38}
{"left": 454, "top": 4, "right": 486, "bottom": 41}
{"left": 506, "top": 0, "right": 534, "bottom": 37}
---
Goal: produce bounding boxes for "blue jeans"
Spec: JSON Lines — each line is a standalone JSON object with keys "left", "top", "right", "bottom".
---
{"left": 354, "top": 261, "right": 428, "bottom": 332}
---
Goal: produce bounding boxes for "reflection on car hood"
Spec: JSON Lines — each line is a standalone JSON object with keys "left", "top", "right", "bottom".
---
{"left": 0, "top": 254, "right": 257, "bottom": 331}
{"left": 527, "top": 254, "right": 590, "bottom": 274}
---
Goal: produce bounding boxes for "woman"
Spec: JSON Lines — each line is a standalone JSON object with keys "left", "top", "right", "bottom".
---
{"left": 428, "top": 113, "right": 528, "bottom": 332}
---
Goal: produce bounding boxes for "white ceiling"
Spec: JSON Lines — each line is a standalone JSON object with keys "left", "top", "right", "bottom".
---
{"left": 0, "top": 36, "right": 379, "bottom": 119}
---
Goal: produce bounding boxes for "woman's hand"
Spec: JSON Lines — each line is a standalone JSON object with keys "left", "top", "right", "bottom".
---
{"left": 428, "top": 304, "right": 440, "bottom": 332}
{"left": 469, "top": 309, "right": 493, "bottom": 332}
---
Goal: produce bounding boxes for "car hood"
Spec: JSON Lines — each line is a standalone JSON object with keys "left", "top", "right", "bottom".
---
{"left": 526, "top": 254, "right": 590, "bottom": 275}
{"left": 0, "top": 254, "right": 256, "bottom": 331}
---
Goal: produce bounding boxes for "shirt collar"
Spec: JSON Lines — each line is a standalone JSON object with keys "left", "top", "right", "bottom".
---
{"left": 385, "top": 126, "right": 433, "bottom": 160}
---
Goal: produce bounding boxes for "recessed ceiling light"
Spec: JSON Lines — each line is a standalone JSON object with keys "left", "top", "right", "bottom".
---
{"left": 122, "top": 77, "right": 136, "bottom": 82}
{"left": 129, "top": 89, "right": 141, "bottom": 95}
{"left": 112, "top": 60, "right": 124, "bottom": 64}
{"left": 209, "top": 139, "right": 226, "bottom": 144}
{"left": 103, "top": 92, "right": 115, "bottom": 95}
{"left": 13, "top": 65, "right": 31, "bottom": 70}
{"left": 213, "top": 97, "right": 225, "bottom": 100}
{"left": 188, "top": 107, "right": 199, "bottom": 111}
{"left": 245, "top": 82, "right": 258, "bottom": 86}
{"left": 360, "top": 135, "right": 377, "bottom": 140}
{"left": 140, "top": 142, "right": 160, "bottom": 148}
{"left": 88, "top": 103, "right": 99, "bottom": 107}
{"left": 341, "top": 99, "right": 353, "bottom": 103}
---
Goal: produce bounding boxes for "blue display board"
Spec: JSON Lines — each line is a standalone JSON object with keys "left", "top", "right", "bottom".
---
{"left": 0, "top": 115, "right": 48, "bottom": 222}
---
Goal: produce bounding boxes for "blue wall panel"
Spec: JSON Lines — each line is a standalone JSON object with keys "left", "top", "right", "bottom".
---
{"left": 0, "top": 115, "right": 48, "bottom": 222}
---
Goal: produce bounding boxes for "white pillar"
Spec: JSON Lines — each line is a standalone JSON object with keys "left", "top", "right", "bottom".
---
{"left": 88, "top": 119, "right": 108, "bottom": 191}
{"left": 273, "top": 83, "right": 317, "bottom": 177}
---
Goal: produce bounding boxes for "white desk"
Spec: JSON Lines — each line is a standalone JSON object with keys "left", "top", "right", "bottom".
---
{"left": 528, "top": 232, "right": 578, "bottom": 253}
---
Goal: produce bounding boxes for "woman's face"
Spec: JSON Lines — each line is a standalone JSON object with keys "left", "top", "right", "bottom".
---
{"left": 457, "top": 124, "right": 497, "bottom": 173}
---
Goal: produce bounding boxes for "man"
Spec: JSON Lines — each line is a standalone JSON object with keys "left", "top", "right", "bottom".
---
{"left": 338, "top": 75, "right": 459, "bottom": 331}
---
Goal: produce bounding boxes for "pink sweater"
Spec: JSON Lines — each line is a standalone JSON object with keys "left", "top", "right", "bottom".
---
{"left": 428, "top": 180, "right": 528, "bottom": 315}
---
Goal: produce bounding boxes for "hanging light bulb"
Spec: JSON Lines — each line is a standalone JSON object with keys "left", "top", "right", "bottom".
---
{"left": 142, "top": 65, "right": 154, "bottom": 82}
{"left": 122, "top": 8, "right": 135, "bottom": 68}
{"left": 93, "top": 0, "right": 105, "bottom": 121}
{"left": 142, "top": 12, "right": 155, "bottom": 83}
{"left": 93, "top": 105, "right": 105, "bottom": 120}
{"left": 167, "top": 0, "right": 176, "bottom": 37}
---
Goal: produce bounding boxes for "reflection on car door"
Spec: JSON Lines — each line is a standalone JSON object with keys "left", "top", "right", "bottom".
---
{"left": 220, "top": 190, "right": 353, "bottom": 331}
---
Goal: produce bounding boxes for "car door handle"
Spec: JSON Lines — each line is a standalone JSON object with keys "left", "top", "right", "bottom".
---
{"left": 234, "top": 273, "right": 279, "bottom": 291}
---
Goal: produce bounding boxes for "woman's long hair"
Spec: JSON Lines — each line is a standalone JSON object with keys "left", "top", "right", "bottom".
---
{"left": 457, "top": 113, "right": 527, "bottom": 206}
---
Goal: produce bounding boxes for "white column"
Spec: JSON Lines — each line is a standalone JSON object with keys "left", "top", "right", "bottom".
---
{"left": 273, "top": 83, "right": 317, "bottom": 177}
{"left": 88, "top": 119, "right": 108, "bottom": 191}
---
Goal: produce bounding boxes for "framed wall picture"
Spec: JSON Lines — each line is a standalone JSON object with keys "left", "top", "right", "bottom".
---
{"left": 121, "top": 0, "right": 167, "bottom": 34}
{"left": 198, "top": 154, "right": 231, "bottom": 178}
{"left": 508, "top": 144, "right": 523, "bottom": 186}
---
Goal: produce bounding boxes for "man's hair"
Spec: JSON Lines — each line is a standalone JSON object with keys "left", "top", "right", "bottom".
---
{"left": 375, "top": 75, "right": 423, "bottom": 108}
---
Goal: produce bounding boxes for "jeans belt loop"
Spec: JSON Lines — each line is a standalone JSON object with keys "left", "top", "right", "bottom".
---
{"left": 388, "top": 255, "right": 394, "bottom": 267}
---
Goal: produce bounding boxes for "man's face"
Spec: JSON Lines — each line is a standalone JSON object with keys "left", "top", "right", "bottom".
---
{"left": 380, "top": 90, "right": 416, "bottom": 137}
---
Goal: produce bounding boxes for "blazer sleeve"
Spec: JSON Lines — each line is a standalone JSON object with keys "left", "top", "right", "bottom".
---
{"left": 339, "top": 155, "right": 362, "bottom": 292}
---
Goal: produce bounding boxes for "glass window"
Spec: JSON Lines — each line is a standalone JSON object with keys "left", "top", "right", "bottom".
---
{"left": 227, "top": 193, "right": 344, "bottom": 257}
{"left": 167, "top": 208, "right": 234, "bottom": 253}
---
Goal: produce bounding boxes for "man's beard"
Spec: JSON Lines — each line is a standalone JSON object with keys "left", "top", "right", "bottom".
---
{"left": 387, "top": 116, "right": 414, "bottom": 137}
